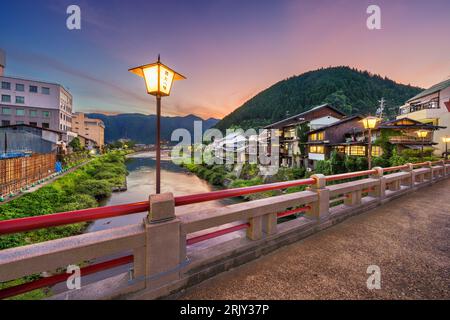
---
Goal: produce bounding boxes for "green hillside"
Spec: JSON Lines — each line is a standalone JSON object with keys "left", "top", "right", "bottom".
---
{"left": 215, "top": 66, "right": 423, "bottom": 130}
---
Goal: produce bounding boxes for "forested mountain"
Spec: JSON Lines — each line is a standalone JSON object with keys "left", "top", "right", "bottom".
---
{"left": 215, "top": 66, "right": 423, "bottom": 130}
{"left": 86, "top": 113, "right": 219, "bottom": 144}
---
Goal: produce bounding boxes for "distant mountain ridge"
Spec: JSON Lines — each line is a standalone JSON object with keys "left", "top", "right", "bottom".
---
{"left": 215, "top": 66, "right": 423, "bottom": 130}
{"left": 86, "top": 113, "right": 219, "bottom": 144}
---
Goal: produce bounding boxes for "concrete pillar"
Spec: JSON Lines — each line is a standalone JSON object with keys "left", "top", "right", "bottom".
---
{"left": 306, "top": 174, "right": 330, "bottom": 221}
{"left": 144, "top": 192, "right": 184, "bottom": 289}
{"left": 262, "top": 212, "right": 278, "bottom": 236}
{"left": 344, "top": 190, "right": 362, "bottom": 206}
{"left": 369, "top": 166, "right": 385, "bottom": 200}
{"left": 247, "top": 216, "right": 263, "bottom": 240}
{"left": 425, "top": 161, "right": 432, "bottom": 181}
{"left": 402, "top": 163, "right": 414, "bottom": 187}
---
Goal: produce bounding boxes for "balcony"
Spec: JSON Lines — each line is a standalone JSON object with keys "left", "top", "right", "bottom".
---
{"left": 389, "top": 136, "right": 433, "bottom": 145}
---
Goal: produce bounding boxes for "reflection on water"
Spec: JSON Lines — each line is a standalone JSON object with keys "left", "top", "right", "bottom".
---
{"left": 88, "top": 151, "right": 239, "bottom": 232}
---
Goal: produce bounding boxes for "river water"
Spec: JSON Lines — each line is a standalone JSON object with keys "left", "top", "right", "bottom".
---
{"left": 87, "top": 151, "right": 239, "bottom": 233}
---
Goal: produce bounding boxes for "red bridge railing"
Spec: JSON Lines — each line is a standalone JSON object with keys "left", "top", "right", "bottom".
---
{"left": 0, "top": 160, "right": 447, "bottom": 299}
{"left": 0, "top": 161, "right": 447, "bottom": 236}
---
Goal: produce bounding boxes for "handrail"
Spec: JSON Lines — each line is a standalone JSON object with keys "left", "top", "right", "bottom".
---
{"left": 0, "top": 161, "right": 448, "bottom": 236}
{"left": 174, "top": 178, "right": 315, "bottom": 206}
{"left": 325, "top": 169, "right": 377, "bottom": 182}
{"left": 0, "top": 201, "right": 149, "bottom": 235}
{"left": 383, "top": 165, "right": 409, "bottom": 173}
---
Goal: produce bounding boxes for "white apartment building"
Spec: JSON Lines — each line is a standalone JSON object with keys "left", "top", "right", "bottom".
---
{"left": 0, "top": 50, "right": 73, "bottom": 141}
{"left": 397, "top": 78, "right": 450, "bottom": 156}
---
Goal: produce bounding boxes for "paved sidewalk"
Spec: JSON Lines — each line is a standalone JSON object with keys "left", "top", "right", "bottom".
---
{"left": 179, "top": 179, "right": 450, "bottom": 300}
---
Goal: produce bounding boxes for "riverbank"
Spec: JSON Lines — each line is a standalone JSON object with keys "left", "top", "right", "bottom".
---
{"left": 181, "top": 162, "right": 308, "bottom": 201}
{"left": 0, "top": 150, "right": 129, "bottom": 299}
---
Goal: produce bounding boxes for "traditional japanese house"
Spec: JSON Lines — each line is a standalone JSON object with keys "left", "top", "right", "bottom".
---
{"left": 264, "top": 104, "right": 346, "bottom": 167}
{"left": 377, "top": 117, "right": 443, "bottom": 153}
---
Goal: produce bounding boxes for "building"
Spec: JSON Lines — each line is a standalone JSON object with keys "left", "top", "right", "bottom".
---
{"left": 264, "top": 104, "right": 346, "bottom": 167}
{"left": 71, "top": 112, "right": 105, "bottom": 147}
{"left": 305, "top": 115, "right": 379, "bottom": 167}
{"left": 397, "top": 78, "right": 450, "bottom": 156}
{"left": 0, "top": 124, "right": 63, "bottom": 155}
{"left": 77, "top": 134, "right": 98, "bottom": 151}
{"left": 0, "top": 52, "right": 73, "bottom": 138}
{"left": 377, "top": 118, "right": 442, "bottom": 152}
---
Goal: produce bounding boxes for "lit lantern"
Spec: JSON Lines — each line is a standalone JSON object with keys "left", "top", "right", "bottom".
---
{"left": 129, "top": 55, "right": 186, "bottom": 97}
{"left": 361, "top": 116, "right": 379, "bottom": 130}
{"left": 361, "top": 116, "right": 380, "bottom": 169}
{"left": 129, "top": 55, "right": 186, "bottom": 195}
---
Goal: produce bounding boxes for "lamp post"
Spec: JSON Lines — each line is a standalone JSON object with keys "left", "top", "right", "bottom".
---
{"left": 361, "top": 116, "right": 379, "bottom": 169}
{"left": 415, "top": 129, "right": 429, "bottom": 156}
{"left": 129, "top": 55, "right": 186, "bottom": 194}
{"left": 442, "top": 136, "right": 450, "bottom": 160}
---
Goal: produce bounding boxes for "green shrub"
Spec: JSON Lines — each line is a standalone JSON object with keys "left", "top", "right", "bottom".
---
{"left": 75, "top": 179, "right": 112, "bottom": 199}
{"left": 315, "top": 160, "right": 333, "bottom": 175}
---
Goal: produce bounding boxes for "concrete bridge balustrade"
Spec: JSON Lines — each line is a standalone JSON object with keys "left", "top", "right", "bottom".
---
{"left": 0, "top": 160, "right": 449, "bottom": 300}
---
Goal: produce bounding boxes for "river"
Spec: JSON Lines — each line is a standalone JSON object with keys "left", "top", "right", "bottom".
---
{"left": 87, "top": 151, "right": 240, "bottom": 233}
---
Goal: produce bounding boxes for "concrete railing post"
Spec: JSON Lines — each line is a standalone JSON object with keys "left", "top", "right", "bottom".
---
{"left": 144, "top": 192, "right": 184, "bottom": 289}
{"left": 439, "top": 160, "right": 445, "bottom": 178}
{"left": 425, "top": 161, "right": 433, "bottom": 181}
{"left": 247, "top": 216, "right": 263, "bottom": 240}
{"left": 344, "top": 189, "right": 362, "bottom": 206}
{"left": 402, "top": 163, "right": 414, "bottom": 188}
{"left": 306, "top": 174, "right": 329, "bottom": 221}
{"left": 262, "top": 212, "right": 278, "bottom": 236}
{"left": 369, "top": 167, "right": 385, "bottom": 201}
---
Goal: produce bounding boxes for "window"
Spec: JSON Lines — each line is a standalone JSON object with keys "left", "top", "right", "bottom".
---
{"left": 29, "top": 85, "right": 38, "bottom": 93}
{"left": 42, "top": 123, "right": 49, "bottom": 128}
{"left": 1, "top": 82, "right": 11, "bottom": 90}
{"left": 1, "top": 120, "right": 10, "bottom": 126}
{"left": 1, "top": 94, "right": 11, "bottom": 103}
{"left": 345, "top": 145, "right": 366, "bottom": 156}
{"left": 16, "top": 121, "right": 24, "bottom": 125}
{"left": 29, "top": 122, "right": 38, "bottom": 127}
{"left": 41, "top": 87, "right": 50, "bottom": 95}
{"left": 15, "top": 96, "right": 25, "bottom": 104}
{"left": 43, "top": 111, "right": 50, "bottom": 117}
{"left": 15, "top": 83, "right": 25, "bottom": 91}
{"left": 30, "top": 110, "right": 38, "bottom": 117}
{"left": 2, "top": 107, "right": 11, "bottom": 115}
{"left": 371, "top": 146, "right": 382, "bottom": 157}
{"left": 309, "top": 145, "right": 324, "bottom": 154}
{"left": 16, "top": 109, "right": 25, "bottom": 116}
{"left": 310, "top": 131, "right": 324, "bottom": 141}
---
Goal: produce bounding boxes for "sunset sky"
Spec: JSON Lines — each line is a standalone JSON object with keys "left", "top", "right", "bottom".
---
{"left": 1, "top": 0, "right": 449, "bottom": 119}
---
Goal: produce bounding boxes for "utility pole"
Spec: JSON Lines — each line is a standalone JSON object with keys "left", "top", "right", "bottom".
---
{"left": 376, "top": 97, "right": 385, "bottom": 119}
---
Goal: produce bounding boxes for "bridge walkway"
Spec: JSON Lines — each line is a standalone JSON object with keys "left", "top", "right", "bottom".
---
{"left": 179, "top": 178, "right": 450, "bottom": 299}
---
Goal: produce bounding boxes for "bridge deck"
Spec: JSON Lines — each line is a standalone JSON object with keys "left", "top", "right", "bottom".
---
{"left": 179, "top": 178, "right": 450, "bottom": 299}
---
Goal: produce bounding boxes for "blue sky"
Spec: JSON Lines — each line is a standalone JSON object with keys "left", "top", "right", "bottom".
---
{"left": 1, "top": 0, "right": 449, "bottom": 119}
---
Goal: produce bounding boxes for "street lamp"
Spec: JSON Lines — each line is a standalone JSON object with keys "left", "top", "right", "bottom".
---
{"left": 415, "top": 129, "right": 429, "bottom": 155}
{"left": 361, "top": 116, "right": 379, "bottom": 169}
{"left": 129, "top": 55, "right": 186, "bottom": 194}
{"left": 442, "top": 136, "right": 450, "bottom": 160}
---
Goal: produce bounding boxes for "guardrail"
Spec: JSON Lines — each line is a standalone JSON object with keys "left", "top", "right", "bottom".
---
{"left": 0, "top": 160, "right": 449, "bottom": 300}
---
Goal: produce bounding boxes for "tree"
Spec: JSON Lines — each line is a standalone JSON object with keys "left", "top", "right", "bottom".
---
{"left": 69, "top": 137, "right": 82, "bottom": 151}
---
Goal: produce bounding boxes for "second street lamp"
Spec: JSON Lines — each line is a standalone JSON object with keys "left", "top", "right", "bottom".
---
{"left": 129, "top": 55, "right": 186, "bottom": 194}
{"left": 361, "top": 116, "right": 380, "bottom": 170}
{"left": 442, "top": 136, "right": 450, "bottom": 160}
{"left": 416, "top": 129, "right": 429, "bottom": 155}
